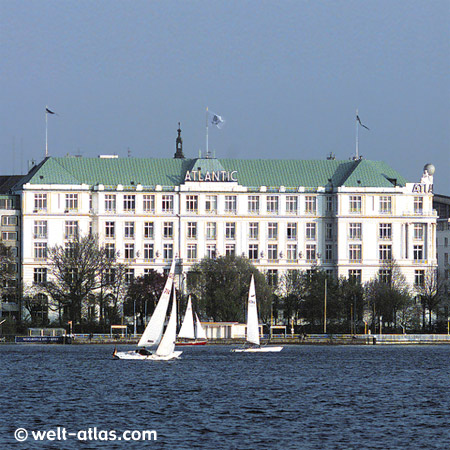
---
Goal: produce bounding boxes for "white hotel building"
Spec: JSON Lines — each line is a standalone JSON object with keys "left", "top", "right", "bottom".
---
{"left": 15, "top": 144, "right": 437, "bottom": 304}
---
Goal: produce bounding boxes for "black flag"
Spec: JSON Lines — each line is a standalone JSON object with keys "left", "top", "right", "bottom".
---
{"left": 46, "top": 107, "right": 56, "bottom": 115}
{"left": 356, "top": 115, "right": 369, "bottom": 130}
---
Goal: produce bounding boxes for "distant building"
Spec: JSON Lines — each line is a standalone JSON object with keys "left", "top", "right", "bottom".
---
{"left": 0, "top": 175, "right": 23, "bottom": 323}
{"left": 435, "top": 194, "right": 450, "bottom": 295}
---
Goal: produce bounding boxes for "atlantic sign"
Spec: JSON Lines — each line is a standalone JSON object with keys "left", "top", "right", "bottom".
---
{"left": 184, "top": 170, "right": 238, "bottom": 182}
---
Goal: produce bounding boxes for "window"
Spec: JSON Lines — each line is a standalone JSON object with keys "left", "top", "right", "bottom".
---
{"left": 163, "top": 243, "right": 173, "bottom": 260}
{"left": 144, "top": 222, "right": 154, "bottom": 239}
{"left": 143, "top": 195, "right": 155, "bottom": 213}
{"left": 249, "top": 223, "right": 259, "bottom": 239}
{"left": 306, "top": 223, "right": 316, "bottom": 240}
{"left": 380, "top": 196, "right": 392, "bottom": 214}
{"left": 2, "top": 232, "right": 17, "bottom": 241}
{"left": 379, "top": 223, "right": 392, "bottom": 240}
{"left": 267, "top": 269, "right": 278, "bottom": 287}
{"left": 379, "top": 269, "right": 392, "bottom": 284}
{"left": 162, "top": 195, "right": 174, "bottom": 213}
{"left": 186, "top": 195, "right": 198, "bottom": 213}
{"left": 325, "top": 244, "right": 333, "bottom": 261}
{"left": 268, "top": 244, "right": 278, "bottom": 261}
{"left": 104, "top": 269, "right": 115, "bottom": 284}
{"left": 287, "top": 223, "right": 297, "bottom": 240}
{"left": 65, "top": 242, "right": 75, "bottom": 258}
{"left": 349, "top": 223, "right": 362, "bottom": 240}
{"left": 248, "top": 196, "right": 260, "bottom": 214}
{"left": 105, "top": 194, "right": 116, "bottom": 212}
{"left": 105, "top": 222, "right": 115, "bottom": 238}
{"left": 206, "top": 222, "right": 216, "bottom": 240}
{"left": 187, "top": 244, "right": 197, "bottom": 260}
{"left": 305, "top": 196, "right": 317, "bottom": 214}
{"left": 414, "top": 197, "right": 423, "bottom": 214}
{"left": 205, "top": 195, "right": 217, "bottom": 213}
{"left": 349, "top": 196, "right": 362, "bottom": 213}
{"left": 34, "top": 194, "right": 47, "bottom": 211}
{"left": 124, "top": 243, "right": 135, "bottom": 260}
{"left": 413, "top": 245, "right": 424, "bottom": 261}
{"left": 187, "top": 222, "right": 197, "bottom": 239}
{"left": 2, "top": 216, "right": 17, "bottom": 226}
{"left": 225, "top": 196, "right": 237, "bottom": 213}
{"left": 325, "top": 223, "right": 333, "bottom": 241}
{"left": 326, "top": 196, "right": 333, "bottom": 213}
{"left": 248, "top": 244, "right": 258, "bottom": 260}
{"left": 225, "top": 244, "right": 235, "bottom": 257}
{"left": 225, "top": 222, "right": 236, "bottom": 239}
{"left": 144, "top": 243, "right": 154, "bottom": 260}
{"left": 66, "top": 268, "right": 78, "bottom": 283}
{"left": 415, "top": 270, "right": 425, "bottom": 287}
{"left": 65, "top": 193, "right": 78, "bottom": 211}
{"left": 34, "top": 268, "right": 47, "bottom": 284}
{"left": 349, "top": 244, "right": 362, "bottom": 262}
{"left": 34, "top": 242, "right": 47, "bottom": 260}
{"left": 267, "top": 196, "right": 279, "bottom": 214}
{"left": 163, "top": 222, "right": 173, "bottom": 239}
{"left": 413, "top": 223, "right": 424, "bottom": 240}
{"left": 105, "top": 243, "right": 115, "bottom": 259}
{"left": 34, "top": 220, "right": 47, "bottom": 239}
{"left": 286, "top": 196, "right": 298, "bottom": 214}
{"left": 306, "top": 244, "right": 316, "bottom": 261}
{"left": 123, "top": 195, "right": 135, "bottom": 212}
{"left": 125, "top": 268, "right": 135, "bottom": 284}
{"left": 124, "top": 221, "right": 135, "bottom": 239}
{"left": 206, "top": 244, "right": 216, "bottom": 259}
{"left": 65, "top": 221, "right": 78, "bottom": 239}
{"left": 348, "top": 269, "right": 362, "bottom": 283}
{"left": 268, "top": 223, "right": 278, "bottom": 240}
{"left": 287, "top": 244, "right": 297, "bottom": 261}
{"left": 379, "top": 244, "right": 392, "bottom": 261}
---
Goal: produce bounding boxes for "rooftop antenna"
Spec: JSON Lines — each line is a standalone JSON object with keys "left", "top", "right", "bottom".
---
{"left": 206, "top": 107, "right": 210, "bottom": 158}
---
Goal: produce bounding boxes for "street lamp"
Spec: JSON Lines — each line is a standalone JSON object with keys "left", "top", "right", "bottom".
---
{"left": 133, "top": 299, "right": 137, "bottom": 337}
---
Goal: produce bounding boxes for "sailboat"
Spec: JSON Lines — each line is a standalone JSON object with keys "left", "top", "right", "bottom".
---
{"left": 176, "top": 296, "right": 207, "bottom": 346}
{"left": 113, "top": 260, "right": 182, "bottom": 360}
{"left": 232, "top": 275, "right": 283, "bottom": 353}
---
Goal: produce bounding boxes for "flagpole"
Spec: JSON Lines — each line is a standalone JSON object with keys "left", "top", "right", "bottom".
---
{"left": 206, "top": 106, "right": 209, "bottom": 158}
{"left": 45, "top": 106, "right": 48, "bottom": 157}
{"left": 355, "top": 108, "right": 359, "bottom": 160}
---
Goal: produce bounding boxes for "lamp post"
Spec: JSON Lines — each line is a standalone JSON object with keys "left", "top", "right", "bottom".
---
{"left": 133, "top": 299, "right": 137, "bottom": 337}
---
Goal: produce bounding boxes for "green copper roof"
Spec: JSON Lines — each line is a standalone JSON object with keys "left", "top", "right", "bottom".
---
{"left": 18, "top": 156, "right": 408, "bottom": 189}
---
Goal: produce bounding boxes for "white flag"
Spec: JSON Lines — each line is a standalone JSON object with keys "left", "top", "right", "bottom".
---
{"left": 208, "top": 110, "right": 225, "bottom": 129}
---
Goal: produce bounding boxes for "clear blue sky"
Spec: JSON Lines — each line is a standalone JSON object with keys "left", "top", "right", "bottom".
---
{"left": 1, "top": 0, "right": 449, "bottom": 192}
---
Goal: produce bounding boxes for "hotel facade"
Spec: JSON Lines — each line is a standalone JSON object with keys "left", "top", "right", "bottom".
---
{"left": 14, "top": 146, "right": 437, "bottom": 317}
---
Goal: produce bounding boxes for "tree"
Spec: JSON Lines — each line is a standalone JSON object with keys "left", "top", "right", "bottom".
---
{"left": 416, "top": 267, "right": 444, "bottom": 331}
{"left": 40, "top": 234, "right": 126, "bottom": 325}
{"left": 124, "top": 270, "right": 166, "bottom": 330}
{"left": 364, "top": 260, "right": 412, "bottom": 333}
{"left": 187, "top": 255, "right": 272, "bottom": 323}
{"left": 278, "top": 270, "right": 305, "bottom": 326}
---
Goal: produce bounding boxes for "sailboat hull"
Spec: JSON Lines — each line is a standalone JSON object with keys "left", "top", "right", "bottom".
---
{"left": 113, "top": 350, "right": 183, "bottom": 360}
{"left": 175, "top": 340, "right": 207, "bottom": 346}
{"left": 231, "top": 346, "right": 283, "bottom": 353}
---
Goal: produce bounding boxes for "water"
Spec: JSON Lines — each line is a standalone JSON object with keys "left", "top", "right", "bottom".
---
{"left": 1, "top": 344, "right": 449, "bottom": 449}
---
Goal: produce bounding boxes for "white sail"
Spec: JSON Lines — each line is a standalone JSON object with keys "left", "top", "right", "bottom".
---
{"left": 178, "top": 296, "right": 195, "bottom": 339}
{"left": 138, "top": 259, "right": 175, "bottom": 348}
{"left": 156, "top": 289, "right": 177, "bottom": 357}
{"left": 246, "top": 275, "right": 260, "bottom": 346}
{"left": 195, "top": 313, "right": 207, "bottom": 340}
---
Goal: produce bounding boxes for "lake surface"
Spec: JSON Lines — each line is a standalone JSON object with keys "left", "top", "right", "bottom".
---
{"left": 1, "top": 344, "right": 449, "bottom": 449}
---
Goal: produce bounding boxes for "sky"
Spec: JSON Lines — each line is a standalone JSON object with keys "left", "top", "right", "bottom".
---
{"left": 1, "top": 0, "right": 449, "bottom": 192}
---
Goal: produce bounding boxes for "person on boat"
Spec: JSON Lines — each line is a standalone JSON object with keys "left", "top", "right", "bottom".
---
{"left": 136, "top": 348, "right": 152, "bottom": 356}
